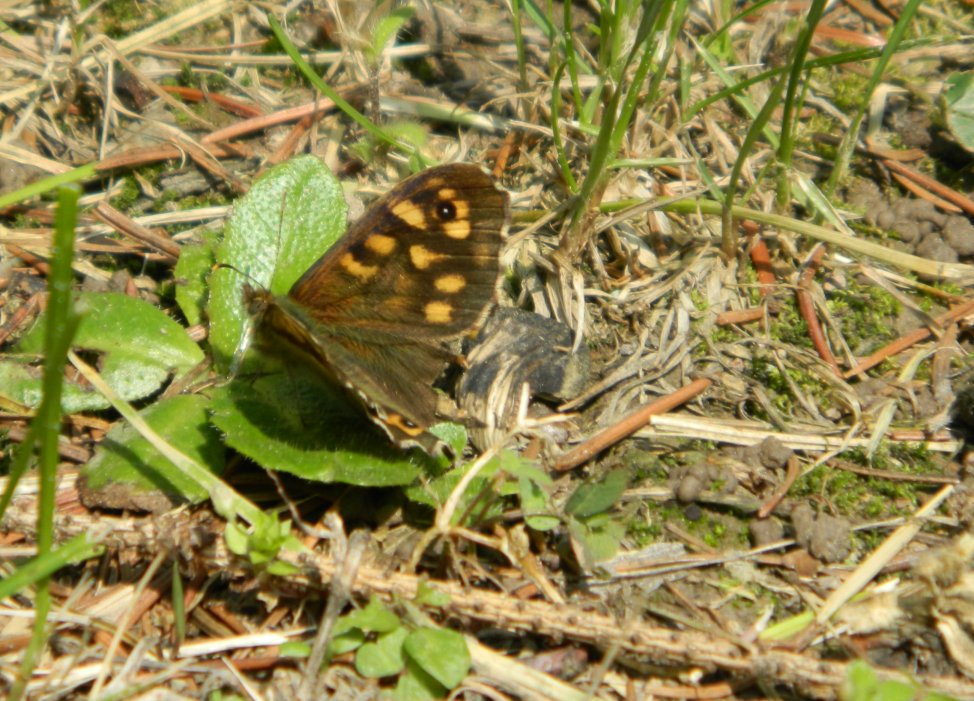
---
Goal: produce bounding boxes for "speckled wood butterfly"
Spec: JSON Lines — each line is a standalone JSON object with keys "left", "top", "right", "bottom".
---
{"left": 244, "top": 163, "right": 510, "bottom": 455}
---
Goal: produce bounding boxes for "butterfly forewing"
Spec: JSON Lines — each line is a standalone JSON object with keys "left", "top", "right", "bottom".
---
{"left": 289, "top": 163, "right": 508, "bottom": 338}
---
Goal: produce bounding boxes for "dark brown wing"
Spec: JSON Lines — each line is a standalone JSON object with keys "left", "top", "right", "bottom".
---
{"left": 258, "top": 293, "right": 452, "bottom": 450}
{"left": 288, "top": 163, "right": 509, "bottom": 340}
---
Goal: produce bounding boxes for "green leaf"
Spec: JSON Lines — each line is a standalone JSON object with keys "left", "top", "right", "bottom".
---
{"left": 329, "top": 597, "right": 400, "bottom": 658}
{"left": 355, "top": 625, "right": 408, "bottom": 678}
{"left": 3, "top": 292, "right": 204, "bottom": 412}
{"left": 944, "top": 71, "right": 974, "bottom": 153}
{"left": 414, "top": 581, "right": 450, "bottom": 607}
{"left": 265, "top": 559, "right": 301, "bottom": 576}
{"left": 249, "top": 516, "right": 299, "bottom": 566}
{"left": 394, "top": 659, "right": 446, "bottom": 701}
{"left": 519, "top": 476, "right": 559, "bottom": 532}
{"left": 429, "top": 422, "right": 467, "bottom": 457}
{"left": 568, "top": 515, "right": 625, "bottom": 569}
{"left": 224, "top": 521, "right": 248, "bottom": 556}
{"left": 223, "top": 513, "right": 302, "bottom": 569}
{"left": 174, "top": 237, "right": 216, "bottom": 326}
{"left": 502, "top": 452, "right": 553, "bottom": 486}
{"left": 758, "top": 609, "right": 814, "bottom": 641}
{"left": 279, "top": 642, "right": 311, "bottom": 658}
{"left": 380, "top": 120, "right": 427, "bottom": 152}
{"left": 208, "top": 154, "right": 347, "bottom": 371}
{"left": 327, "top": 627, "right": 366, "bottom": 657}
{"left": 565, "top": 467, "right": 628, "bottom": 518}
{"left": 402, "top": 628, "right": 470, "bottom": 690}
{"left": 208, "top": 372, "right": 434, "bottom": 486}
{"left": 369, "top": 7, "right": 416, "bottom": 62}
{"left": 338, "top": 597, "right": 401, "bottom": 635}
{"left": 842, "top": 660, "right": 953, "bottom": 701}
{"left": 875, "top": 681, "right": 920, "bottom": 701}
{"left": 844, "top": 659, "right": 879, "bottom": 701}
{"left": 404, "top": 455, "right": 503, "bottom": 522}
{"left": 79, "top": 394, "right": 224, "bottom": 507}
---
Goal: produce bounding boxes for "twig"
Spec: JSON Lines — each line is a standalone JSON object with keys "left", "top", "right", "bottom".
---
{"left": 748, "top": 233, "right": 776, "bottom": 295}
{"left": 833, "top": 461, "right": 958, "bottom": 484}
{"left": 758, "top": 454, "right": 801, "bottom": 518}
{"left": 553, "top": 377, "right": 712, "bottom": 471}
{"left": 882, "top": 159, "right": 974, "bottom": 217}
{"left": 0, "top": 292, "right": 45, "bottom": 346}
{"left": 92, "top": 203, "right": 181, "bottom": 260}
{"left": 715, "top": 307, "right": 765, "bottom": 326}
{"left": 637, "top": 413, "right": 961, "bottom": 453}
{"left": 161, "top": 86, "right": 263, "bottom": 119}
{"left": 796, "top": 244, "right": 840, "bottom": 375}
{"left": 843, "top": 297, "right": 974, "bottom": 379}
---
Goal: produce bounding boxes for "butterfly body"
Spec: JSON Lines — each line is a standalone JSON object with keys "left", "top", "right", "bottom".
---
{"left": 246, "top": 163, "right": 510, "bottom": 454}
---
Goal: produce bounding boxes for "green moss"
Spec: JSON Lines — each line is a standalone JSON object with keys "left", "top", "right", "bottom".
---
{"left": 740, "top": 265, "right": 763, "bottom": 307}
{"left": 826, "top": 282, "right": 899, "bottom": 356}
{"left": 830, "top": 70, "right": 872, "bottom": 115}
{"left": 936, "top": 282, "right": 964, "bottom": 297}
{"left": 638, "top": 500, "right": 743, "bottom": 550}
{"left": 952, "top": 351, "right": 974, "bottom": 380}
{"left": 110, "top": 176, "right": 142, "bottom": 211}
{"left": 792, "top": 466, "right": 865, "bottom": 514}
{"left": 917, "top": 295, "right": 935, "bottom": 313}
{"left": 851, "top": 528, "right": 886, "bottom": 553}
{"left": 178, "top": 63, "right": 196, "bottom": 87}
{"left": 769, "top": 300, "right": 811, "bottom": 350}
{"left": 702, "top": 520, "right": 726, "bottom": 548}
{"left": 873, "top": 478, "right": 921, "bottom": 508}
{"left": 172, "top": 107, "right": 195, "bottom": 129}
{"left": 95, "top": 0, "right": 159, "bottom": 38}
{"left": 261, "top": 33, "right": 284, "bottom": 55}
{"left": 791, "top": 442, "right": 944, "bottom": 521}
{"left": 174, "top": 65, "right": 231, "bottom": 92}
{"left": 709, "top": 325, "right": 738, "bottom": 346}
{"left": 152, "top": 189, "right": 230, "bottom": 214}
{"left": 621, "top": 450, "right": 668, "bottom": 483}
{"left": 800, "top": 110, "right": 840, "bottom": 152}
{"left": 627, "top": 516, "right": 659, "bottom": 547}
{"left": 845, "top": 213, "right": 895, "bottom": 244}
{"left": 747, "top": 356, "right": 824, "bottom": 416}
{"left": 635, "top": 501, "right": 681, "bottom": 539}
{"left": 13, "top": 212, "right": 41, "bottom": 228}
{"left": 888, "top": 442, "right": 935, "bottom": 469}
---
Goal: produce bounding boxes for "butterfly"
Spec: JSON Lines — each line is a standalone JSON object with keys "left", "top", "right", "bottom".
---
{"left": 243, "top": 163, "right": 510, "bottom": 455}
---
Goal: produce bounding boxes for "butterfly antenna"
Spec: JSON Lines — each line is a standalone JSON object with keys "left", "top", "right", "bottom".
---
{"left": 228, "top": 315, "right": 256, "bottom": 380}
{"left": 213, "top": 262, "right": 262, "bottom": 287}
{"left": 211, "top": 262, "right": 262, "bottom": 379}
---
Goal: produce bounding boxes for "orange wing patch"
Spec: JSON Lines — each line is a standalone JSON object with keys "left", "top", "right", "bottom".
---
{"left": 340, "top": 253, "right": 379, "bottom": 281}
{"left": 391, "top": 199, "right": 427, "bottom": 229}
{"left": 434, "top": 274, "right": 466, "bottom": 293}
{"left": 443, "top": 219, "right": 471, "bottom": 240}
{"left": 424, "top": 301, "right": 453, "bottom": 324}
{"left": 410, "top": 244, "right": 447, "bottom": 270}
{"left": 365, "top": 233, "right": 397, "bottom": 255}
